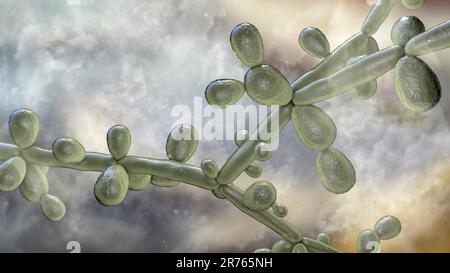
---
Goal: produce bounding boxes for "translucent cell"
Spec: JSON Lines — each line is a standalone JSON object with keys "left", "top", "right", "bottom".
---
{"left": 217, "top": 105, "right": 292, "bottom": 185}
{"left": 245, "top": 163, "right": 262, "bottom": 178}
{"left": 254, "top": 248, "right": 272, "bottom": 253}
{"left": 19, "top": 164, "right": 49, "bottom": 202}
{"left": 361, "top": 0, "right": 396, "bottom": 36}
{"left": 0, "top": 156, "right": 26, "bottom": 192}
{"left": 94, "top": 164, "right": 129, "bottom": 206}
{"left": 205, "top": 79, "right": 245, "bottom": 108}
{"left": 291, "top": 243, "right": 308, "bottom": 253}
{"left": 374, "top": 215, "right": 402, "bottom": 240}
{"left": 363, "top": 36, "right": 380, "bottom": 55}
{"left": 150, "top": 176, "right": 179, "bottom": 188}
{"left": 291, "top": 105, "right": 336, "bottom": 151}
{"left": 128, "top": 173, "right": 151, "bottom": 191}
{"left": 316, "top": 147, "right": 356, "bottom": 194}
{"left": 391, "top": 16, "right": 425, "bottom": 47}
{"left": 52, "top": 137, "right": 86, "bottom": 164}
{"left": 395, "top": 56, "right": 441, "bottom": 112}
{"left": 255, "top": 142, "right": 272, "bottom": 161}
{"left": 405, "top": 20, "right": 450, "bottom": 56}
{"left": 165, "top": 124, "right": 198, "bottom": 163}
{"left": 272, "top": 203, "right": 288, "bottom": 218}
{"left": 302, "top": 237, "right": 341, "bottom": 253}
{"left": 353, "top": 81, "right": 377, "bottom": 100}
{"left": 272, "top": 239, "right": 293, "bottom": 253}
{"left": 234, "top": 129, "right": 249, "bottom": 147}
{"left": 357, "top": 229, "right": 380, "bottom": 253}
{"left": 107, "top": 125, "right": 131, "bottom": 160}
{"left": 401, "top": 0, "right": 425, "bottom": 10}
{"left": 40, "top": 194, "right": 66, "bottom": 222}
{"left": 294, "top": 46, "right": 405, "bottom": 105}
{"left": 316, "top": 233, "right": 331, "bottom": 245}
{"left": 212, "top": 188, "right": 226, "bottom": 199}
{"left": 291, "top": 33, "right": 369, "bottom": 91}
{"left": 242, "top": 181, "right": 277, "bottom": 211}
{"left": 230, "top": 23, "right": 264, "bottom": 67}
{"left": 347, "top": 56, "right": 377, "bottom": 100}
{"left": 39, "top": 166, "right": 49, "bottom": 175}
{"left": 298, "top": 27, "right": 330, "bottom": 58}
{"left": 244, "top": 64, "right": 293, "bottom": 106}
{"left": 8, "top": 109, "right": 40, "bottom": 149}
{"left": 201, "top": 158, "right": 218, "bottom": 179}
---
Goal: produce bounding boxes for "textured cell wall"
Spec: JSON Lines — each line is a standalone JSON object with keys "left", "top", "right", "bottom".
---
{"left": 0, "top": 0, "right": 449, "bottom": 252}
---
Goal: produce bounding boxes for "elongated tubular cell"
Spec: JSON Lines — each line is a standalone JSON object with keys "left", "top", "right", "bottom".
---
{"left": 2, "top": 145, "right": 217, "bottom": 190}
{"left": 298, "top": 27, "right": 330, "bottom": 58}
{"left": 291, "top": 33, "right": 370, "bottom": 90}
{"left": 120, "top": 157, "right": 218, "bottom": 190}
{"left": 293, "top": 46, "right": 405, "bottom": 105}
{"left": 405, "top": 20, "right": 450, "bottom": 56}
{"left": 219, "top": 184, "right": 302, "bottom": 243}
{"left": 361, "top": 0, "right": 397, "bottom": 36}
{"left": 301, "top": 237, "right": 342, "bottom": 253}
{"left": 2, "top": 0, "right": 448, "bottom": 253}
{"left": 216, "top": 104, "right": 292, "bottom": 185}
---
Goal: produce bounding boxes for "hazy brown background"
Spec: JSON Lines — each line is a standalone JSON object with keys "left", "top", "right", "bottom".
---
{"left": 0, "top": 0, "right": 449, "bottom": 252}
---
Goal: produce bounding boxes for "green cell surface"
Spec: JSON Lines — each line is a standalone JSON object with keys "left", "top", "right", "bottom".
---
{"left": 272, "top": 203, "right": 288, "bottom": 218}
{"left": 52, "top": 137, "right": 86, "bottom": 164}
{"left": 165, "top": 124, "right": 198, "bottom": 163}
{"left": 220, "top": 184, "right": 303, "bottom": 243}
{"left": 316, "top": 232, "right": 331, "bottom": 245}
{"left": 243, "top": 181, "right": 277, "bottom": 211}
{"left": 347, "top": 55, "right": 378, "bottom": 100}
{"left": 357, "top": 229, "right": 380, "bottom": 253}
{"left": 107, "top": 125, "right": 131, "bottom": 160}
{"left": 8, "top": 109, "right": 40, "bottom": 149}
{"left": 291, "top": 243, "right": 308, "bottom": 253}
{"left": 200, "top": 158, "right": 218, "bottom": 179}
{"left": 40, "top": 194, "right": 66, "bottom": 222}
{"left": 364, "top": 36, "right": 380, "bottom": 55}
{"left": 395, "top": 56, "right": 441, "bottom": 112}
{"left": 39, "top": 166, "right": 49, "bottom": 175}
{"left": 272, "top": 239, "right": 293, "bottom": 253}
{"left": 391, "top": 16, "right": 425, "bottom": 47}
{"left": 217, "top": 104, "right": 292, "bottom": 185}
{"left": 254, "top": 142, "right": 272, "bottom": 161}
{"left": 401, "top": 0, "right": 425, "bottom": 10}
{"left": 244, "top": 64, "right": 293, "bottom": 105}
{"left": 245, "top": 163, "right": 262, "bottom": 178}
{"left": 230, "top": 23, "right": 264, "bottom": 67}
{"left": 234, "top": 129, "right": 249, "bottom": 147}
{"left": 374, "top": 215, "right": 402, "bottom": 240}
{"left": 302, "top": 237, "right": 342, "bottom": 253}
{"left": 298, "top": 27, "right": 330, "bottom": 58}
{"left": 316, "top": 147, "right": 356, "bottom": 194}
{"left": 294, "top": 46, "right": 405, "bottom": 105}
{"left": 205, "top": 79, "right": 245, "bottom": 108}
{"left": 212, "top": 188, "right": 226, "bottom": 199}
{"left": 0, "top": 156, "right": 26, "bottom": 192}
{"left": 128, "top": 173, "right": 151, "bottom": 191}
{"left": 94, "top": 164, "right": 129, "bottom": 206}
{"left": 291, "top": 105, "right": 336, "bottom": 151}
{"left": 150, "top": 176, "right": 180, "bottom": 188}
{"left": 405, "top": 20, "right": 450, "bottom": 56}
{"left": 291, "top": 33, "right": 369, "bottom": 90}
{"left": 361, "top": 0, "right": 396, "bottom": 36}
{"left": 19, "top": 163, "right": 49, "bottom": 203}
{"left": 254, "top": 248, "right": 272, "bottom": 253}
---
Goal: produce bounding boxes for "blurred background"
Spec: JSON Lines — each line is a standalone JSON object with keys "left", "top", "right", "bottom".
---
{"left": 0, "top": 0, "right": 449, "bottom": 252}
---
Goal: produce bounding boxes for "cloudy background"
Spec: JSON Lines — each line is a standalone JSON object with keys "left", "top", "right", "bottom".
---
{"left": 0, "top": 0, "right": 449, "bottom": 252}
